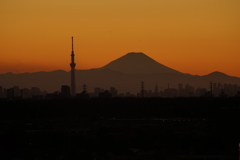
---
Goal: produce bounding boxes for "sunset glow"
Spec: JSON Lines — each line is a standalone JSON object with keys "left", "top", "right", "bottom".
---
{"left": 1, "top": 0, "right": 240, "bottom": 77}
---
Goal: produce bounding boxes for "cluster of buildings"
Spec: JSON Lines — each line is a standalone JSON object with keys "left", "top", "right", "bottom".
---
{"left": 1, "top": 81, "right": 240, "bottom": 100}
{"left": 141, "top": 82, "right": 240, "bottom": 98}
{"left": 0, "top": 86, "right": 43, "bottom": 99}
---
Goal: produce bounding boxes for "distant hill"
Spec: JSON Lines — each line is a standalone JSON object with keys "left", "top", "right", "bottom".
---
{"left": 100, "top": 52, "right": 180, "bottom": 74}
{"left": 0, "top": 53, "right": 239, "bottom": 94}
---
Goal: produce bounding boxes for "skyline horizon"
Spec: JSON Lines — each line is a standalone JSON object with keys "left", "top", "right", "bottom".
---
{"left": 0, "top": 52, "right": 239, "bottom": 78}
{"left": 1, "top": 50, "right": 240, "bottom": 95}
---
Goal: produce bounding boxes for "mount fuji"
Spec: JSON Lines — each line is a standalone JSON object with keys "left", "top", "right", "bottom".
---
{"left": 100, "top": 52, "right": 180, "bottom": 74}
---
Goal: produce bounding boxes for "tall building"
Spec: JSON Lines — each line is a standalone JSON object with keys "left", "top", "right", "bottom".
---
{"left": 70, "top": 36, "right": 76, "bottom": 96}
{"left": 6, "top": 88, "right": 14, "bottom": 99}
{"left": 61, "top": 85, "right": 71, "bottom": 97}
{"left": 94, "top": 87, "right": 104, "bottom": 97}
{"left": 153, "top": 83, "right": 158, "bottom": 97}
{"left": 22, "top": 88, "right": 31, "bottom": 99}
{"left": 13, "top": 86, "right": 21, "bottom": 97}
{"left": 110, "top": 87, "right": 118, "bottom": 97}
{"left": 31, "top": 87, "right": 42, "bottom": 96}
{"left": 0, "top": 86, "right": 3, "bottom": 99}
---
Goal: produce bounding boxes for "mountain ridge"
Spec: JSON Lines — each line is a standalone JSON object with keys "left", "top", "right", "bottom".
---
{"left": 0, "top": 53, "right": 239, "bottom": 93}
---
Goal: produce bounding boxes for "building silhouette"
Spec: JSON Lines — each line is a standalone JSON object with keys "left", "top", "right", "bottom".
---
{"left": 70, "top": 36, "right": 76, "bottom": 96}
{"left": 153, "top": 83, "right": 158, "bottom": 97}
{"left": 31, "top": 87, "right": 42, "bottom": 97}
{"left": 94, "top": 87, "right": 104, "bottom": 97}
{"left": 45, "top": 91, "right": 60, "bottom": 99}
{"left": 99, "top": 90, "right": 112, "bottom": 98}
{"left": 110, "top": 87, "right": 118, "bottom": 97}
{"left": 21, "top": 88, "right": 31, "bottom": 99}
{"left": 0, "top": 86, "right": 3, "bottom": 98}
{"left": 178, "top": 83, "right": 184, "bottom": 97}
{"left": 13, "top": 86, "right": 21, "bottom": 97}
{"left": 61, "top": 85, "right": 71, "bottom": 97}
{"left": 6, "top": 88, "right": 14, "bottom": 99}
{"left": 125, "top": 92, "right": 131, "bottom": 97}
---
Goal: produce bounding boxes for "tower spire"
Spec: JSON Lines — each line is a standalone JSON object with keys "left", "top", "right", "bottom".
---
{"left": 72, "top": 36, "right": 74, "bottom": 52}
{"left": 70, "top": 36, "right": 76, "bottom": 96}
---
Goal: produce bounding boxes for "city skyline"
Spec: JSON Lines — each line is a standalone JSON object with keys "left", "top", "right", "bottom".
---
{"left": 1, "top": 0, "right": 240, "bottom": 77}
{"left": 0, "top": 51, "right": 240, "bottom": 95}
{"left": 1, "top": 81, "right": 240, "bottom": 99}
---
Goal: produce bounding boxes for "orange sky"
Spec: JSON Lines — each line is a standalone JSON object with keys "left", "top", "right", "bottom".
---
{"left": 0, "top": 0, "right": 240, "bottom": 77}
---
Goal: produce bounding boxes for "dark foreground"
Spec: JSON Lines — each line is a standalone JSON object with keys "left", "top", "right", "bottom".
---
{"left": 0, "top": 97, "right": 240, "bottom": 160}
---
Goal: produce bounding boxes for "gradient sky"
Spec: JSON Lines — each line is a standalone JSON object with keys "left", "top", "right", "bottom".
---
{"left": 1, "top": 0, "right": 240, "bottom": 77}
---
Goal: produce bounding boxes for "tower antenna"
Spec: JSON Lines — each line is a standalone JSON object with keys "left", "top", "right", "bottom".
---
{"left": 72, "top": 36, "right": 74, "bottom": 52}
{"left": 70, "top": 36, "right": 76, "bottom": 96}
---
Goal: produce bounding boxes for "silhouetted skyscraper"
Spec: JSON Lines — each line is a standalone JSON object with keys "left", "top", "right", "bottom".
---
{"left": 6, "top": 88, "right": 14, "bottom": 99}
{"left": 61, "top": 85, "right": 71, "bottom": 97}
{"left": 13, "top": 86, "right": 21, "bottom": 97}
{"left": 0, "top": 86, "right": 3, "bottom": 99}
{"left": 31, "top": 87, "right": 42, "bottom": 96}
{"left": 153, "top": 83, "right": 158, "bottom": 97}
{"left": 70, "top": 36, "right": 76, "bottom": 96}
{"left": 110, "top": 87, "right": 118, "bottom": 97}
{"left": 99, "top": 90, "right": 112, "bottom": 98}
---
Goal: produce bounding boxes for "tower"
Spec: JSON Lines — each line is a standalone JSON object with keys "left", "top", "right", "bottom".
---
{"left": 70, "top": 37, "right": 76, "bottom": 96}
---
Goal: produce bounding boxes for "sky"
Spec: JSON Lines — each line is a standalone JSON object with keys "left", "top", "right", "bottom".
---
{"left": 0, "top": 0, "right": 240, "bottom": 77}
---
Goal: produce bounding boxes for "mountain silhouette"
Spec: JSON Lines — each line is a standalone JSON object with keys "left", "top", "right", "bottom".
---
{"left": 0, "top": 53, "right": 239, "bottom": 94}
{"left": 100, "top": 52, "right": 180, "bottom": 74}
{"left": 205, "top": 71, "right": 229, "bottom": 77}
